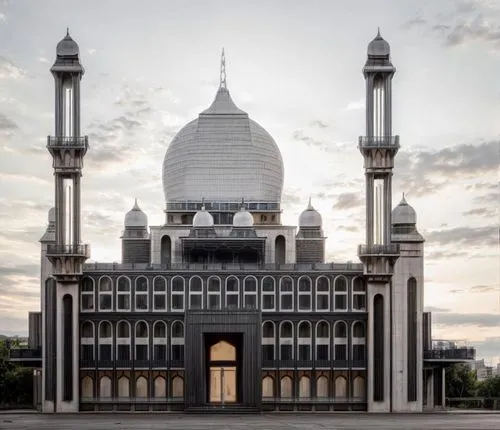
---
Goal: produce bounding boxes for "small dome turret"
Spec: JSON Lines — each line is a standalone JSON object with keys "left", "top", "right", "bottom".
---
{"left": 367, "top": 28, "right": 390, "bottom": 58}
{"left": 56, "top": 29, "right": 79, "bottom": 57}
{"left": 298, "top": 198, "right": 322, "bottom": 228}
{"left": 233, "top": 202, "right": 254, "bottom": 227}
{"left": 392, "top": 194, "right": 416, "bottom": 225}
{"left": 125, "top": 199, "right": 148, "bottom": 228}
{"left": 193, "top": 205, "right": 214, "bottom": 228}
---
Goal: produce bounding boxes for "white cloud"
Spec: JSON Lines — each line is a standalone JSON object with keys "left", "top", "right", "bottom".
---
{"left": 344, "top": 98, "right": 365, "bottom": 110}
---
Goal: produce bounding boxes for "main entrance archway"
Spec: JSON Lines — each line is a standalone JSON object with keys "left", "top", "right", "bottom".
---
{"left": 205, "top": 334, "right": 242, "bottom": 405}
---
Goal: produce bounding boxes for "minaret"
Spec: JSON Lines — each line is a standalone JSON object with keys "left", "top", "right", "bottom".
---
{"left": 44, "top": 29, "right": 89, "bottom": 412}
{"left": 357, "top": 30, "right": 400, "bottom": 413}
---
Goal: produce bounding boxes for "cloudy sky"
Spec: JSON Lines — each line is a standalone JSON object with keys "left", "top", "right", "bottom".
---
{"left": 0, "top": 0, "right": 498, "bottom": 364}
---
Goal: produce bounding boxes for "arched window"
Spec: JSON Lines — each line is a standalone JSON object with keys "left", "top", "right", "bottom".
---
{"left": 352, "top": 376, "right": 365, "bottom": 400}
{"left": 160, "top": 235, "right": 171, "bottom": 266}
{"left": 298, "top": 276, "right": 312, "bottom": 311}
{"left": 407, "top": 277, "right": 418, "bottom": 402}
{"left": 225, "top": 276, "right": 239, "bottom": 308}
{"left": 189, "top": 276, "right": 203, "bottom": 309}
{"left": 299, "top": 375, "right": 310, "bottom": 398}
{"left": 136, "top": 376, "right": 148, "bottom": 398}
{"left": 135, "top": 321, "right": 149, "bottom": 361}
{"left": 135, "top": 276, "right": 148, "bottom": 311}
{"left": 334, "top": 276, "right": 348, "bottom": 311}
{"left": 207, "top": 276, "right": 221, "bottom": 310}
{"left": 335, "top": 376, "right": 347, "bottom": 399}
{"left": 352, "top": 277, "right": 366, "bottom": 311}
{"left": 98, "top": 276, "right": 112, "bottom": 311}
{"left": 262, "top": 321, "right": 275, "bottom": 360}
{"left": 243, "top": 276, "right": 257, "bottom": 309}
{"left": 262, "top": 376, "right": 274, "bottom": 398}
{"left": 352, "top": 321, "right": 366, "bottom": 366}
{"left": 154, "top": 376, "right": 166, "bottom": 398}
{"left": 172, "top": 376, "right": 184, "bottom": 398}
{"left": 315, "top": 276, "right": 329, "bottom": 311}
{"left": 81, "top": 376, "right": 93, "bottom": 399}
{"left": 118, "top": 376, "right": 130, "bottom": 398}
{"left": 316, "top": 376, "right": 329, "bottom": 398}
{"left": 116, "top": 320, "right": 131, "bottom": 361}
{"left": 80, "top": 321, "right": 94, "bottom": 362}
{"left": 171, "top": 276, "right": 184, "bottom": 311}
{"left": 279, "top": 321, "right": 293, "bottom": 360}
{"left": 298, "top": 321, "right": 312, "bottom": 361}
{"left": 334, "top": 321, "right": 347, "bottom": 362}
{"left": 171, "top": 321, "right": 184, "bottom": 362}
{"left": 153, "top": 321, "right": 167, "bottom": 362}
{"left": 98, "top": 321, "right": 112, "bottom": 361}
{"left": 279, "top": 276, "right": 293, "bottom": 311}
{"left": 275, "top": 235, "right": 286, "bottom": 265}
{"left": 261, "top": 276, "right": 275, "bottom": 311}
{"left": 153, "top": 276, "right": 167, "bottom": 311}
{"left": 99, "top": 376, "right": 111, "bottom": 398}
{"left": 81, "top": 277, "right": 95, "bottom": 311}
{"left": 117, "top": 276, "right": 131, "bottom": 311}
{"left": 315, "top": 321, "right": 330, "bottom": 361}
{"left": 280, "top": 376, "right": 292, "bottom": 398}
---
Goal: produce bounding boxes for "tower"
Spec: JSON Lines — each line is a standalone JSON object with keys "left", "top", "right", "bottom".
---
{"left": 391, "top": 196, "right": 425, "bottom": 411}
{"left": 357, "top": 30, "right": 400, "bottom": 412}
{"left": 296, "top": 199, "right": 325, "bottom": 264}
{"left": 121, "top": 199, "right": 151, "bottom": 264}
{"left": 43, "top": 30, "right": 89, "bottom": 412}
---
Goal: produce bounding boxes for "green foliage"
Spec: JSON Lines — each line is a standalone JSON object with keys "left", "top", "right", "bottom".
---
{"left": 445, "top": 364, "right": 478, "bottom": 398}
{"left": 0, "top": 339, "right": 34, "bottom": 408}
{"left": 477, "top": 375, "right": 500, "bottom": 398}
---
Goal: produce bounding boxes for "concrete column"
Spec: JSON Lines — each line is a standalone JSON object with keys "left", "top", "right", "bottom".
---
{"left": 56, "top": 282, "right": 80, "bottom": 412}
{"left": 441, "top": 367, "right": 446, "bottom": 408}
{"left": 425, "top": 370, "right": 434, "bottom": 410}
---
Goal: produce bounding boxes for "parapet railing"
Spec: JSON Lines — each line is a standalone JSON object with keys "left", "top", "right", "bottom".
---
{"left": 358, "top": 136, "right": 400, "bottom": 147}
{"left": 423, "top": 347, "right": 476, "bottom": 361}
{"left": 46, "top": 244, "right": 90, "bottom": 257}
{"left": 83, "top": 261, "right": 364, "bottom": 272}
{"left": 357, "top": 244, "right": 400, "bottom": 256}
{"left": 9, "top": 348, "right": 42, "bottom": 360}
{"left": 47, "top": 136, "right": 88, "bottom": 148}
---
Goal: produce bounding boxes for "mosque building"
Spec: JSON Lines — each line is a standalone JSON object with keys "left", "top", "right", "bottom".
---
{"left": 14, "top": 30, "right": 476, "bottom": 413}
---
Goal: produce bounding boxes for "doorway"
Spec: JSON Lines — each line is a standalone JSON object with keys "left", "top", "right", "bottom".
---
{"left": 205, "top": 334, "right": 242, "bottom": 404}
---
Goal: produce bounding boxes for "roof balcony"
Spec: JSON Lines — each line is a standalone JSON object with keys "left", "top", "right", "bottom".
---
{"left": 424, "top": 340, "right": 476, "bottom": 363}
{"left": 358, "top": 135, "right": 400, "bottom": 149}
{"left": 47, "top": 136, "right": 88, "bottom": 149}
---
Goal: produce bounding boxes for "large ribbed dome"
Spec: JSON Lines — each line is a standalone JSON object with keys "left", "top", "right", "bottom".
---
{"left": 162, "top": 85, "right": 284, "bottom": 204}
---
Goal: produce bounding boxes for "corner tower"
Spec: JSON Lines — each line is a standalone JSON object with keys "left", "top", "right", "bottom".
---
{"left": 358, "top": 30, "right": 400, "bottom": 412}
{"left": 43, "top": 30, "right": 90, "bottom": 412}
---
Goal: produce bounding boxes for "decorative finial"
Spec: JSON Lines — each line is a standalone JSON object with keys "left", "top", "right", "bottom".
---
{"left": 132, "top": 197, "right": 140, "bottom": 210}
{"left": 67, "top": 27, "right": 70, "bottom": 36}
{"left": 307, "top": 196, "right": 313, "bottom": 210}
{"left": 220, "top": 48, "right": 226, "bottom": 89}
{"left": 377, "top": 27, "right": 381, "bottom": 37}
{"left": 401, "top": 192, "right": 407, "bottom": 204}
{"left": 241, "top": 197, "right": 245, "bottom": 210}
{"left": 201, "top": 197, "right": 205, "bottom": 210}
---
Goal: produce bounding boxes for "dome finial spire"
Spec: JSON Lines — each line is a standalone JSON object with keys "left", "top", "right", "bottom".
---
{"left": 377, "top": 27, "right": 381, "bottom": 37}
{"left": 132, "top": 197, "right": 140, "bottom": 210}
{"left": 307, "top": 196, "right": 313, "bottom": 210}
{"left": 220, "top": 47, "right": 227, "bottom": 89}
{"left": 66, "top": 27, "right": 70, "bottom": 36}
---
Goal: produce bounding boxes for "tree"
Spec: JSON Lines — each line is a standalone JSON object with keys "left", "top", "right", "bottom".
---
{"left": 477, "top": 376, "right": 500, "bottom": 398}
{"left": 445, "top": 364, "right": 477, "bottom": 398}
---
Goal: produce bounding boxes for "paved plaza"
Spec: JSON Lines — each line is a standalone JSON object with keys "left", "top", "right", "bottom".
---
{"left": 0, "top": 413, "right": 499, "bottom": 430}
